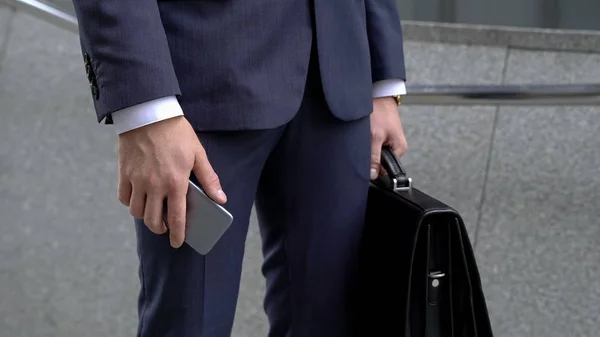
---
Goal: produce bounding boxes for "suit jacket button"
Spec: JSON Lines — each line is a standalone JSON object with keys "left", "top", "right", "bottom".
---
{"left": 91, "top": 84, "right": 99, "bottom": 99}
{"left": 85, "top": 64, "right": 93, "bottom": 81}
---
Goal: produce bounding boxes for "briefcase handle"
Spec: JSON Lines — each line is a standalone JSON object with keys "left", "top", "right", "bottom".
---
{"left": 381, "top": 147, "right": 412, "bottom": 191}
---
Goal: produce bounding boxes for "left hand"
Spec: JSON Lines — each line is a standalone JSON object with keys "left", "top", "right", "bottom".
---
{"left": 370, "top": 97, "right": 407, "bottom": 180}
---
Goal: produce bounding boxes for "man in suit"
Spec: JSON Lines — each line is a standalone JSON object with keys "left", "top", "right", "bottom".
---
{"left": 72, "top": 0, "right": 407, "bottom": 336}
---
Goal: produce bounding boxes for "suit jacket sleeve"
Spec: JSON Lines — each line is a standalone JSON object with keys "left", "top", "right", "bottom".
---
{"left": 72, "top": 1, "right": 181, "bottom": 123}
{"left": 365, "top": 0, "right": 407, "bottom": 83}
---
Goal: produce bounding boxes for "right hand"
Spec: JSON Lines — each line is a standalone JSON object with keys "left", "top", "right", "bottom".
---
{"left": 117, "top": 116, "right": 227, "bottom": 248}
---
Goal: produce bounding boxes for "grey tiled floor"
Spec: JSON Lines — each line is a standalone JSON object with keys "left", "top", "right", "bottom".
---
{"left": 1, "top": 7, "right": 599, "bottom": 337}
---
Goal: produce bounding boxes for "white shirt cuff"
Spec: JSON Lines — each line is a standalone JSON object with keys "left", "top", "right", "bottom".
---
{"left": 109, "top": 81, "right": 405, "bottom": 134}
{"left": 372, "top": 79, "right": 407, "bottom": 98}
{"left": 111, "top": 96, "right": 184, "bottom": 134}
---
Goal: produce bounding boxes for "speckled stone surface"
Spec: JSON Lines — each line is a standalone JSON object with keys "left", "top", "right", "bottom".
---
{"left": 13, "top": 0, "right": 600, "bottom": 53}
{"left": 399, "top": 41, "right": 507, "bottom": 238}
{"left": 234, "top": 209, "right": 268, "bottom": 337}
{"left": 402, "top": 20, "right": 600, "bottom": 53}
{"left": 0, "top": 9, "right": 138, "bottom": 337}
{"left": 476, "top": 48, "right": 600, "bottom": 337}
{"left": 0, "top": 5, "right": 11, "bottom": 48}
{"left": 39, "top": 0, "right": 73, "bottom": 13}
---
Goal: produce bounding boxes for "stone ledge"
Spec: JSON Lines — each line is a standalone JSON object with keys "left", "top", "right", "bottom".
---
{"left": 402, "top": 20, "right": 600, "bottom": 53}
{"left": 4, "top": 1, "right": 600, "bottom": 54}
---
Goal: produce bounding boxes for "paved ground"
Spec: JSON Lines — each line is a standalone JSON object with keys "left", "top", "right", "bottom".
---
{"left": 0, "top": 5, "right": 599, "bottom": 337}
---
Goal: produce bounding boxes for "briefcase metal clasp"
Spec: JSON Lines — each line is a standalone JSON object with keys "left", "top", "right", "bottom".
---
{"left": 428, "top": 271, "right": 445, "bottom": 305}
{"left": 392, "top": 177, "right": 412, "bottom": 192}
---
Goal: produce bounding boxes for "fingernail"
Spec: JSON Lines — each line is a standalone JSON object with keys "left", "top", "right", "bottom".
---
{"left": 217, "top": 189, "right": 227, "bottom": 200}
{"left": 370, "top": 168, "right": 378, "bottom": 180}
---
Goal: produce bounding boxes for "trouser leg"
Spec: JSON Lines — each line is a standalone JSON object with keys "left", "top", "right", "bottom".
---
{"left": 256, "top": 53, "right": 372, "bottom": 337}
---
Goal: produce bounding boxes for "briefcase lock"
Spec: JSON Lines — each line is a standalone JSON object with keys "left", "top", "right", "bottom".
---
{"left": 428, "top": 271, "right": 445, "bottom": 305}
{"left": 392, "top": 177, "right": 412, "bottom": 192}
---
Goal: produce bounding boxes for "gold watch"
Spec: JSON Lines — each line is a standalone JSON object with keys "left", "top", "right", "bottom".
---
{"left": 394, "top": 94, "right": 403, "bottom": 106}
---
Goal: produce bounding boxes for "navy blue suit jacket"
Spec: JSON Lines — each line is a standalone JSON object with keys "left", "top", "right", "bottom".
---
{"left": 73, "top": 0, "right": 406, "bottom": 131}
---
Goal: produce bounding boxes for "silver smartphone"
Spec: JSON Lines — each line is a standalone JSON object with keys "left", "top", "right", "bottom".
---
{"left": 163, "top": 180, "right": 233, "bottom": 255}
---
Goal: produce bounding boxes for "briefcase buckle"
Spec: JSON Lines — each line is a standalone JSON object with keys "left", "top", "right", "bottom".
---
{"left": 392, "top": 177, "right": 412, "bottom": 192}
{"left": 428, "top": 271, "right": 445, "bottom": 305}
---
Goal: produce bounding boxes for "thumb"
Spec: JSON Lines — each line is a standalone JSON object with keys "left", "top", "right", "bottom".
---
{"left": 370, "top": 140, "right": 383, "bottom": 181}
{"left": 193, "top": 150, "right": 227, "bottom": 204}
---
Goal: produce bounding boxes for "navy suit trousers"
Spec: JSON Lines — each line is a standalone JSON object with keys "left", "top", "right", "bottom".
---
{"left": 134, "top": 49, "right": 372, "bottom": 337}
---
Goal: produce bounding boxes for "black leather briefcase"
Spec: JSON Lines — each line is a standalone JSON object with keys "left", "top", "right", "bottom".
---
{"left": 352, "top": 148, "right": 493, "bottom": 337}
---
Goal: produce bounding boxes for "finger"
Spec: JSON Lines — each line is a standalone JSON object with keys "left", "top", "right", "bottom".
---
{"left": 167, "top": 188, "right": 187, "bottom": 248}
{"left": 144, "top": 193, "right": 167, "bottom": 235}
{"left": 129, "top": 186, "right": 146, "bottom": 219}
{"left": 117, "top": 179, "right": 132, "bottom": 206}
{"left": 370, "top": 135, "right": 384, "bottom": 181}
{"left": 193, "top": 150, "right": 227, "bottom": 204}
{"left": 392, "top": 141, "right": 407, "bottom": 159}
{"left": 379, "top": 166, "right": 387, "bottom": 177}
{"left": 392, "top": 125, "right": 408, "bottom": 158}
